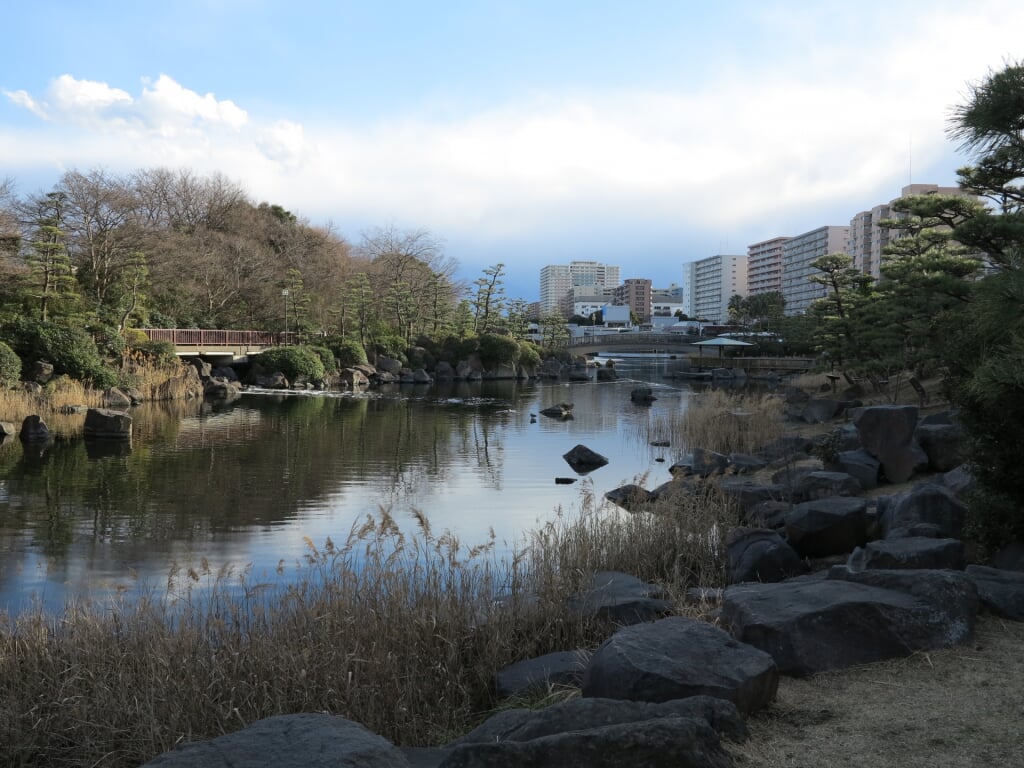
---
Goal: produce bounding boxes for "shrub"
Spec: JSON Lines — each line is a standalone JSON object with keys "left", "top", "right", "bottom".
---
{"left": 517, "top": 341, "right": 542, "bottom": 369}
{"left": 0, "top": 340, "right": 20, "bottom": 387}
{"left": 372, "top": 334, "right": 408, "bottom": 364}
{"left": 477, "top": 333, "right": 520, "bottom": 370}
{"left": 326, "top": 338, "right": 368, "bottom": 368}
{"left": 130, "top": 339, "right": 178, "bottom": 366}
{"left": 253, "top": 345, "right": 326, "bottom": 383}
{"left": 4, "top": 319, "right": 118, "bottom": 388}
{"left": 307, "top": 345, "right": 338, "bottom": 375}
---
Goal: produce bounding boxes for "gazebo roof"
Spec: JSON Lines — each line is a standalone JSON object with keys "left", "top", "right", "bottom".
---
{"left": 693, "top": 337, "right": 754, "bottom": 347}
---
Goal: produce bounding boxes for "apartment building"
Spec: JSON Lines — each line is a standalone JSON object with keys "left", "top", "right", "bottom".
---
{"left": 614, "top": 278, "right": 653, "bottom": 323}
{"left": 846, "top": 183, "right": 972, "bottom": 280}
{"left": 686, "top": 254, "right": 748, "bottom": 324}
{"left": 539, "top": 260, "right": 621, "bottom": 315}
{"left": 747, "top": 236, "right": 790, "bottom": 296}
{"left": 781, "top": 225, "right": 850, "bottom": 315}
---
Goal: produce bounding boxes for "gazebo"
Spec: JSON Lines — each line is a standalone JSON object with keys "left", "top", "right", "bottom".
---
{"left": 693, "top": 336, "right": 753, "bottom": 367}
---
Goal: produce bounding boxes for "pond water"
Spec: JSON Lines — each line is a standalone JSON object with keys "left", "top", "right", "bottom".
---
{"left": 0, "top": 355, "right": 704, "bottom": 612}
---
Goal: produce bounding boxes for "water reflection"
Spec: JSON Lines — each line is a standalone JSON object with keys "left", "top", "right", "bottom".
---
{"left": 0, "top": 362, "right": 699, "bottom": 612}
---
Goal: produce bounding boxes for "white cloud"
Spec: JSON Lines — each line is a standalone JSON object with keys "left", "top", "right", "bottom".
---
{"left": 3, "top": 89, "right": 49, "bottom": 120}
{"left": 139, "top": 74, "right": 248, "bottom": 134}
{"left": 49, "top": 74, "right": 132, "bottom": 111}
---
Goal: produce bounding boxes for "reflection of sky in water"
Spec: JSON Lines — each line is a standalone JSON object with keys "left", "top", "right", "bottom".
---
{"left": 0, "top": 359, "right": 699, "bottom": 612}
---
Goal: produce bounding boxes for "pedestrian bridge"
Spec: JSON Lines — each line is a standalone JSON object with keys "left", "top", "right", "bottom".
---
{"left": 566, "top": 332, "right": 701, "bottom": 355}
{"left": 138, "top": 329, "right": 292, "bottom": 361}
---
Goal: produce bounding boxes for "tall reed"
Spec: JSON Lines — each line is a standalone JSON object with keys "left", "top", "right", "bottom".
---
{"left": 0, "top": 488, "right": 737, "bottom": 768}
{"left": 657, "top": 389, "right": 785, "bottom": 455}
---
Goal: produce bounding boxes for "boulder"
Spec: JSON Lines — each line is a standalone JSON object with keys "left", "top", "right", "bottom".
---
{"left": 596, "top": 367, "right": 618, "bottom": 382}
{"left": 441, "top": 714, "right": 733, "bottom": 768}
{"left": 991, "top": 543, "right": 1024, "bottom": 572}
{"left": 211, "top": 365, "right": 239, "bottom": 382}
{"left": 448, "top": 695, "right": 748, "bottom": 747}
{"left": 879, "top": 483, "right": 967, "bottom": 539}
{"left": 742, "top": 501, "right": 791, "bottom": 531}
{"left": 538, "top": 359, "right": 564, "bottom": 379}
{"left": 801, "top": 398, "right": 842, "bottom": 424}
{"left": 581, "top": 616, "right": 778, "bottom": 715}
{"left": 830, "top": 449, "right": 880, "bottom": 491}
{"left": 102, "top": 387, "right": 133, "bottom": 408}
{"left": 784, "top": 497, "right": 870, "bottom": 558}
{"left": 83, "top": 408, "right": 133, "bottom": 440}
{"left": 412, "top": 368, "right": 433, "bottom": 384}
{"left": 727, "top": 453, "right": 767, "bottom": 475}
{"left": 540, "top": 403, "right": 573, "bottom": 420}
{"left": 942, "top": 465, "right": 976, "bottom": 497}
{"left": 339, "top": 368, "right": 370, "bottom": 388}
{"left": 189, "top": 358, "right": 213, "bottom": 379}
{"left": 140, "top": 713, "right": 408, "bottom": 767}
{"left": 562, "top": 444, "right": 609, "bottom": 473}
{"left": 914, "top": 423, "right": 963, "bottom": 472}
{"left": 495, "top": 651, "right": 590, "bottom": 699}
{"left": 852, "top": 404, "right": 921, "bottom": 483}
{"left": 19, "top": 415, "right": 49, "bottom": 442}
{"left": 204, "top": 377, "right": 242, "bottom": 399}
{"left": 670, "top": 448, "right": 729, "bottom": 478}
{"left": 848, "top": 537, "right": 966, "bottom": 571}
{"left": 790, "top": 471, "right": 862, "bottom": 503}
{"left": 567, "top": 571, "right": 672, "bottom": 626}
{"left": 755, "top": 435, "right": 814, "bottom": 462}
{"left": 376, "top": 356, "right": 404, "bottom": 374}
{"left": 605, "top": 484, "right": 655, "bottom": 512}
{"left": 433, "top": 361, "right": 455, "bottom": 380}
{"left": 722, "top": 572, "right": 976, "bottom": 677}
{"left": 964, "top": 565, "right": 1024, "bottom": 620}
{"left": 725, "top": 528, "right": 805, "bottom": 584}
{"left": 630, "top": 386, "right": 656, "bottom": 403}
{"left": 30, "top": 360, "right": 54, "bottom": 384}
{"left": 717, "top": 479, "right": 789, "bottom": 514}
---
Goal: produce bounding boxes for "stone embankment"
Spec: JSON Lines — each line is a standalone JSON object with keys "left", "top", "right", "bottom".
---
{"left": 139, "top": 391, "right": 1024, "bottom": 767}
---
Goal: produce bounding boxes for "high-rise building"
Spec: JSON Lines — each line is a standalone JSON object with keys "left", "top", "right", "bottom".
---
{"left": 781, "top": 225, "right": 850, "bottom": 315}
{"left": 614, "top": 278, "right": 653, "bottom": 323}
{"left": 747, "top": 236, "right": 790, "bottom": 296}
{"left": 539, "top": 260, "right": 621, "bottom": 315}
{"left": 685, "top": 255, "right": 748, "bottom": 324}
{"left": 847, "top": 184, "right": 973, "bottom": 280}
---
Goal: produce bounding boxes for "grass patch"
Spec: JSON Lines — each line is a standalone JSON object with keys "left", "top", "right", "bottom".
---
{"left": 0, "top": 487, "right": 736, "bottom": 767}
{"left": 645, "top": 390, "right": 785, "bottom": 456}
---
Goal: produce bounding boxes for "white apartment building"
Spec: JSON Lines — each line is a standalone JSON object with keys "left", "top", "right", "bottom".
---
{"left": 685, "top": 254, "right": 748, "bottom": 324}
{"left": 847, "top": 183, "right": 972, "bottom": 280}
{"left": 747, "top": 236, "right": 790, "bottom": 296}
{"left": 539, "top": 260, "right": 621, "bottom": 314}
{"left": 781, "top": 225, "right": 850, "bottom": 315}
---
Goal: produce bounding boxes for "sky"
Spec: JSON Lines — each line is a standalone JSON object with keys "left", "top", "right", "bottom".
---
{"left": 1, "top": 1, "right": 1022, "bottom": 302}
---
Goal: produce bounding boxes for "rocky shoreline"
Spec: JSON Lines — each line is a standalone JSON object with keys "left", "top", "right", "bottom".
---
{"left": 139, "top": 395, "right": 1024, "bottom": 767}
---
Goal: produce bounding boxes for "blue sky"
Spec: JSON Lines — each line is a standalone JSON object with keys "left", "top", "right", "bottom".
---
{"left": 2, "top": 1, "right": 1022, "bottom": 301}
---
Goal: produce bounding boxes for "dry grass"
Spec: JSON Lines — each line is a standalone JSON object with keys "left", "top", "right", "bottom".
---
{"left": 0, "top": 488, "right": 737, "bottom": 768}
{"left": 120, "top": 350, "right": 198, "bottom": 402}
{"left": 652, "top": 390, "right": 785, "bottom": 456}
{"left": 728, "top": 615, "right": 1024, "bottom": 768}
{"left": 0, "top": 377, "right": 103, "bottom": 437}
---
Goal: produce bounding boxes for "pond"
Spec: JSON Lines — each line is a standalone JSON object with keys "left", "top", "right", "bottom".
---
{"left": 0, "top": 355, "right": 701, "bottom": 612}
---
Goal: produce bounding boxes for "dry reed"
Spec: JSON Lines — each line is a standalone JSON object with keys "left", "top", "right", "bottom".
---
{"left": 656, "top": 389, "right": 785, "bottom": 456}
{"left": 0, "top": 486, "right": 736, "bottom": 768}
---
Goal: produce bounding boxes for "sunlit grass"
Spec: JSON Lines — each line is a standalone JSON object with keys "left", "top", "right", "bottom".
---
{"left": 0, "top": 486, "right": 736, "bottom": 767}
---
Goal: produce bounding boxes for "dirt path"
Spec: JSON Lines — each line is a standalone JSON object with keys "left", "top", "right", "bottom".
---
{"left": 727, "top": 615, "right": 1024, "bottom": 768}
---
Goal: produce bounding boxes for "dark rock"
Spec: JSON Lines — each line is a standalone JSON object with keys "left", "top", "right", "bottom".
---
{"left": 790, "top": 471, "right": 862, "bottom": 503}
{"left": 377, "top": 356, "right": 404, "bottom": 374}
{"left": 189, "top": 358, "right": 213, "bottom": 379}
{"left": 495, "top": 651, "right": 590, "bottom": 699}
{"left": 914, "top": 423, "right": 963, "bottom": 472}
{"left": 554, "top": 477, "right": 577, "bottom": 485}
{"left": 848, "top": 537, "right": 965, "bottom": 571}
{"left": 581, "top": 616, "right": 778, "bottom": 715}
{"left": 83, "top": 408, "right": 133, "bottom": 440}
{"left": 540, "top": 403, "right": 573, "bottom": 420}
{"left": 412, "top": 368, "right": 433, "bottom": 384}
{"left": 441, "top": 714, "right": 732, "bottom": 768}
{"left": 596, "top": 367, "right": 618, "bottom": 382}
{"left": 942, "top": 465, "right": 976, "bottom": 497}
{"left": 727, "top": 453, "right": 767, "bottom": 475}
{"left": 743, "top": 501, "right": 791, "bottom": 530}
{"left": 964, "top": 565, "right": 1024, "bottom": 620}
{"left": 339, "top": 368, "right": 370, "bottom": 387}
{"left": 630, "top": 386, "right": 656, "bottom": 403}
{"left": 449, "top": 695, "right": 747, "bottom": 747}
{"left": 19, "top": 415, "right": 49, "bottom": 442}
{"left": 102, "top": 387, "right": 133, "bottom": 408}
{"left": 801, "top": 398, "right": 841, "bottom": 424}
{"left": 670, "top": 448, "right": 729, "bottom": 478}
{"left": 567, "top": 571, "right": 672, "bottom": 626}
{"left": 852, "top": 405, "right": 920, "bottom": 483}
{"left": 830, "top": 449, "right": 880, "bottom": 491}
{"left": 784, "top": 497, "right": 870, "bottom": 558}
{"left": 433, "top": 361, "right": 455, "bottom": 380}
{"left": 204, "top": 376, "right": 242, "bottom": 399}
{"left": 30, "top": 360, "right": 54, "bottom": 384}
{"left": 755, "top": 435, "right": 814, "bottom": 462}
{"left": 650, "top": 440, "right": 671, "bottom": 448}
{"left": 605, "top": 484, "right": 655, "bottom": 511}
{"left": 726, "top": 528, "right": 805, "bottom": 584}
{"left": 722, "top": 573, "right": 976, "bottom": 677}
{"left": 879, "top": 483, "right": 967, "bottom": 539}
{"left": 211, "top": 365, "right": 239, "bottom": 382}
{"left": 563, "top": 444, "right": 608, "bottom": 473}
{"left": 140, "top": 713, "right": 408, "bottom": 767}
{"left": 920, "top": 410, "right": 956, "bottom": 426}
{"left": 718, "top": 479, "right": 789, "bottom": 513}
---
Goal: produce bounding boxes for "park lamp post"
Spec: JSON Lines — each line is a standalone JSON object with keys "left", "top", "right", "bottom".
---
{"left": 282, "top": 289, "right": 290, "bottom": 343}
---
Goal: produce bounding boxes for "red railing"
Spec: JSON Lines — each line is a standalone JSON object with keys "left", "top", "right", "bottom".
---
{"left": 138, "top": 329, "right": 294, "bottom": 347}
